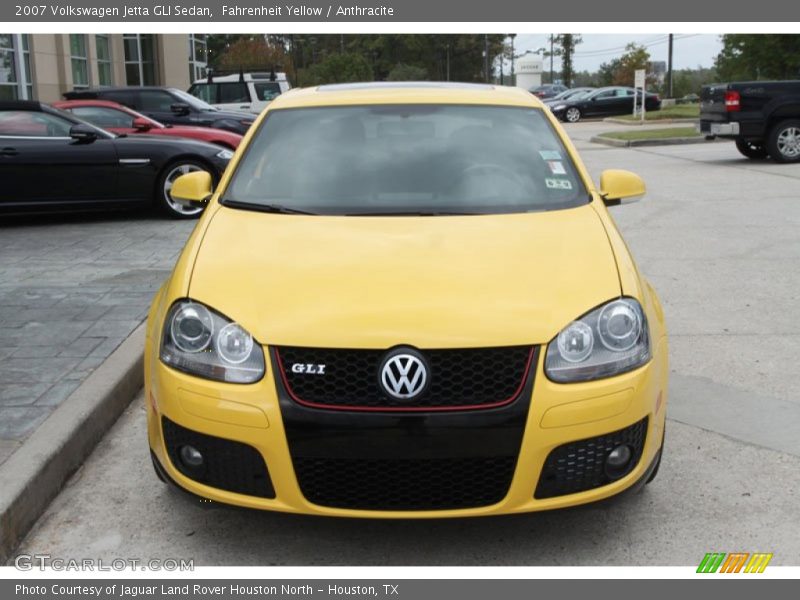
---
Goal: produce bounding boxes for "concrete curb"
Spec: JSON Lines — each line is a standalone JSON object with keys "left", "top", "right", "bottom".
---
{"left": 590, "top": 135, "right": 719, "bottom": 148}
{"left": 603, "top": 117, "right": 699, "bottom": 126}
{"left": 0, "top": 323, "right": 145, "bottom": 562}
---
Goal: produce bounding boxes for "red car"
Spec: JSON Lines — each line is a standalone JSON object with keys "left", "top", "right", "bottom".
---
{"left": 51, "top": 100, "right": 242, "bottom": 149}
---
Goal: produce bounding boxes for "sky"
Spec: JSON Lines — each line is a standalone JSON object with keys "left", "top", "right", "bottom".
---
{"left": 512, "top": 34, "right": 723, "bottom": 73}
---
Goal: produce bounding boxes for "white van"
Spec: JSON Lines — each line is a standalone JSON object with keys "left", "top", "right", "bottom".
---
{"left": 187, "top": 72, "right": 291, "bottom": 115}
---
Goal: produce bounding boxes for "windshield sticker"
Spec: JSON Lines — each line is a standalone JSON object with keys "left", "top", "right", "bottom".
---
{"left": 545, "top": 178, "right": 573, "bottom": 190}
{"left": 539, "top": 150, "right": 562, "bottom": 160}
{"left": 547, "top": 161, "right": 567, "bottom": 175}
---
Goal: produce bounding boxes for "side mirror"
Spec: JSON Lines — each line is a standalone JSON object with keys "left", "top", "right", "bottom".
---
{"left": 170, "top": 102, "right": 191, "bottom": 115}
{"left": 69, "top": 123, "right": 98, "bottom": 143}
{"left": 170, "top": 171, "right": 214, "bottom": 208}
{"left": 599, "top": 169, "right": 646, "bottom": 206}
{"left": 132, "top": 117, "right": 151, "bottom": 131}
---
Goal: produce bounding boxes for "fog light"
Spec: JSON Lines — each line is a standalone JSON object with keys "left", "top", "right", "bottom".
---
{"left": 605, "top": 444, "right": 633, "bottom": 479}
{"left": 179, "top": 445, "right": 204, "bottom": 469}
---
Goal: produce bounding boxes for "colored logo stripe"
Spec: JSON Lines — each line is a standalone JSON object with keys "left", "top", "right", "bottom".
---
{"left": 720, "top": 553, "right": 749, "bottom": 573}
{"left": 744, "top": 553, "right": 773, "bottom": 573}
{"left": 697, "top": 552, "right": 773, "bottom": 573}
{"left": 697, "top": 553, "right": 726, "bottom": 573}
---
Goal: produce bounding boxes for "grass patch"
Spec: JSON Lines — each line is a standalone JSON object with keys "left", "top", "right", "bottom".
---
{"left": 600, "top": 127, "right": 700, "bottom": 141}
{"left": 616, "top": 104, "right": 700, "bottom": 121}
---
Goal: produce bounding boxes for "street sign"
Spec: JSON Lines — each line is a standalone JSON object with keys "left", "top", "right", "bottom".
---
{"left": 634, "top": 69, "right": 646, "bottom": 88}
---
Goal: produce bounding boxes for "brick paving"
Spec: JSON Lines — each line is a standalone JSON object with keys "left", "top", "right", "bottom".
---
{"left": 0, "top": 211, "right": 195, "bottom": 465}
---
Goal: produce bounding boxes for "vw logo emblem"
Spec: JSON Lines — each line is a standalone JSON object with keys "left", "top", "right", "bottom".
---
{"left": 379, "top": 349, "right": 429, "bottom": 400}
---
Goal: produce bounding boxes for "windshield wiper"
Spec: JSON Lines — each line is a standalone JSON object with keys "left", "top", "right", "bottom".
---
{"left": 223, "top": 200, "right": 319, "bottom": 215}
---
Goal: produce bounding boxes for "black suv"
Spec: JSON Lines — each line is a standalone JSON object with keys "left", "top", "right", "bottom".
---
{"left": 63, "top": 86, "right": 255, "bottom": 135}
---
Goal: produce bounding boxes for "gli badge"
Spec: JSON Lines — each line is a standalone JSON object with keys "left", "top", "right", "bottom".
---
{"left": 291, "top": 363, "right": 326, "bottom": 375}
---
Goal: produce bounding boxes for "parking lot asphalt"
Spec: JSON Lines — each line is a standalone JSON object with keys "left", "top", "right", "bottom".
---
{"left": 0, "top": 212, "right": 195, "bottom": 465}
{"left": 10, "top": 126, "right": 800, "bottom": 565}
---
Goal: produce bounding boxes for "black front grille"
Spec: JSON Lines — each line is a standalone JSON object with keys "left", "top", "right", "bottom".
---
{"left": 294, "top": 456, "right": 517, "bottom": 510}
{"left": 162, "top": 417, "right": 275, "bottom": 498}
{"left": 535, "top": 418, "right": 648, "bottom": 499}
{"left": 276, "top": 346, "right": 533, "bottom": 410}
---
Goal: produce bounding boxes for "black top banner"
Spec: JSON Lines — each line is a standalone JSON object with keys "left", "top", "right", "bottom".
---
{"left": 3, "top": 0, "right": 800, "bottom": 22}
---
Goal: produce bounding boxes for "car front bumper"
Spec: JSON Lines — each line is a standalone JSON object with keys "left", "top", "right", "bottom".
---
{"left": 145, "top": 334, "right": 668, "bottom": 518}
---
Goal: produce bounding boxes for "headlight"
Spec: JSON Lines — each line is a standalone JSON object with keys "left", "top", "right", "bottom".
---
{"left": 545, "top": 298, "right": 650, "bottom": 383}
{"left": 160, "top": 300, "right": 265, "bottom": 384}
{"left": 215, "top": 149, "right": 234, "bottom": 160}
{"left": 552, "top": 104, "right": 567, "bottom": 111}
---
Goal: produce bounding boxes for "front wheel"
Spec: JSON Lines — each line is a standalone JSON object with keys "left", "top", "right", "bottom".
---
{"left": 564, "top": 107, "right": 582, "bottom": 123}
{"left": 156, "top": 160, "right": 210, "bottom": 219}
{"left": 735, "top": 139, "right": 769, "bottom": 160}
{"left": 766, "top": 119, "right": 800, "bottom": 163}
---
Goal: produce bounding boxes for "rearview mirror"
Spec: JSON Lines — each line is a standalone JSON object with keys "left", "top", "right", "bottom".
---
{"left": 170, "top": 102, "right": 191, "bottom": 115}
{"left": 170, "top": 171, "right": 214, "bottom": 208}
{"left": 132, "top": 117, "right": 151, "bottom": 131}
{"left": 69, "top": 123, "right": 98, "bottom": 143}
{"left": 599, "top": 169, "right": 646, "bottom": 206}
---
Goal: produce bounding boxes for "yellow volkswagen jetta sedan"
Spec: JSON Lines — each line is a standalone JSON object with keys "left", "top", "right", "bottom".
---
{"left": 145, "top": 82, "right": 668, "bottom": 517}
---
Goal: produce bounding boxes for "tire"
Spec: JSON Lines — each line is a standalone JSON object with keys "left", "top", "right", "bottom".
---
{"left": 155, "top": 159, "right": 211, "bottom": 219}
{"left": 766, "top": 119, "right": 800, "bottom": 163}
{"left": 564, "top": 107, "right": 582, "bottom": 123}
{"left": 735, "top": 139, "right": 769, "bottom": 160}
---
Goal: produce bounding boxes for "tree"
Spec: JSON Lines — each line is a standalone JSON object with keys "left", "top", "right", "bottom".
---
{"left": 715, "top": 34, "right": 800, "bottom": 81}
{"left": 387, "top": 63, "right": 429, "bottom": 81}
{"left": 554, "top": 34, "right": 582, "bottom": 87}
{"left": 597, "top": 58, "right": 621, "bottom": 86}
{"left": 213, "top": 37, "right": 290, "bottom": 73}
{"left": 612, "top": 43, "right": 651, "bottom": 86}
{"left": 297, "top": 53, "right": 373, "bottom": 86}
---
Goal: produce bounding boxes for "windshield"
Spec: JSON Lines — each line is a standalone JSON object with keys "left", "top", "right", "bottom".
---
{"left": 222, "top": 104, "right": 588, "bottom": 215}
{"left": 171, "top": 89, "right": 217, "bottom": 111}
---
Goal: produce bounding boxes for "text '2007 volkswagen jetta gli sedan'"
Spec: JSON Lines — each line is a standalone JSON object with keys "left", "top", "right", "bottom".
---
{"left": 145, "top": 82, "right": 668, "bottom": 517}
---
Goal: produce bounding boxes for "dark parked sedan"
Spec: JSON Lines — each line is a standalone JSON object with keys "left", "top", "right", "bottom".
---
{"left": 0, "top": 101, "right": 231, "bottom": 219}
{"left": 63, "top": 86, "right": 255, "bottom": 135}
{"left": 549, "top": 87, "right": 662, "bottom": 122}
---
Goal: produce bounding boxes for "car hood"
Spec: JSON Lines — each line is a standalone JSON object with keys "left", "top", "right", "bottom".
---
{"left": 188, "top": 203, "right": 621, "bottom": 348}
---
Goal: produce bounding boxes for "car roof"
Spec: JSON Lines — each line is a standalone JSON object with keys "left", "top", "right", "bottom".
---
{"left": 63, "top": 87, "right": 176, "bottom": 98}
{"left": 193, "top": 73, "right": 288, "bottom": 84}
{"left": 53, "top": 99, "right": 133, "bottom": 110}
{"left": 268, "top": 82, "right": 543, "bottom": 110}
{"left": 0, "top": 100, "right": 45, "bottom": 112}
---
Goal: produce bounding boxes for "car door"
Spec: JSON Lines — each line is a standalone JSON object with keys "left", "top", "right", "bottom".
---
{"left": 215, "top": 82, "right": 252, "bottom": 112}
{"left": 0, "top": 109, "right": 118, "bottom": 209}
{"left": 584, "top": 89, "right": 617, "bottom": 116}
{"left": 137, "top": 89, "right": 191, "bottom": 127}
{"left": 610, "top": 88, "right": 636, "bottom": 116}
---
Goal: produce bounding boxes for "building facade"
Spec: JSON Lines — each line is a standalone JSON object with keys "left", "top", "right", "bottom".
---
{"left": 0, "top": 34, "right": 207, "bottom": 103}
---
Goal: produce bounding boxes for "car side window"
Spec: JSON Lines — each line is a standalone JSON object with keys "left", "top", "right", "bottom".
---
{"left": 138, "top": 90, "right": 177, "bottom": 112}
{"left": 254, "top": 82, "right": 282, "bottom": 101}
{"left": 189, "top": 83, "right": 217, "bottom": 104}
{"left": 103, "top": 91, "right": 136, "bottom": 109}
{"left": 616, "top": 89, "right": 633, "bottom": 97}
{"left": 595, "top": 90, "right": 615, "bottom": 99}
{"left": 70, "top": 106, "right": 135, "bottom": 128}
{"left": 0, "top": 110, "right": 73, "bottom": 137}
{"left": 219, "top": 83, "right": 249, "bottom": 103}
